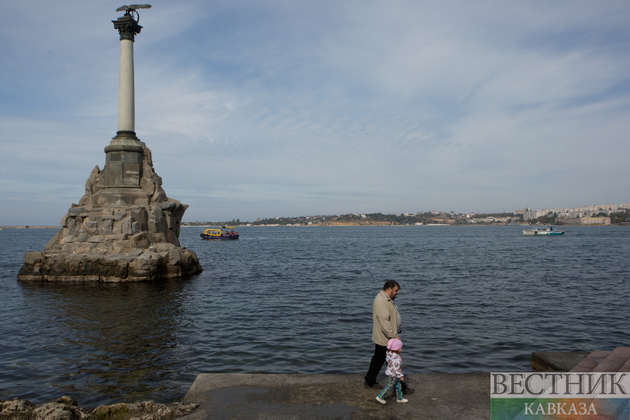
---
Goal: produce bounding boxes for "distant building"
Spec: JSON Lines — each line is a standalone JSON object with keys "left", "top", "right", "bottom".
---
{"left": 518, "top": 203, "right": 629, "bottom": 221}
{"left": 556, "top": 217, "right": 611, "bottom": 225}
{"left": 523, "top": 209, "right": 547, "bottom": 221}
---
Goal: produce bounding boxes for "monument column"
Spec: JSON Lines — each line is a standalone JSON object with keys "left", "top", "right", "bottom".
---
{"left": 112, "top": 11, "right": 141, "bottom": 138}
{"left": 17, "top": 4, "right": 203, "bottom": 282}
{"left": 117, "top": 25, "right": 136, "bottom": 134}
{"left": 96, "top": 11, "right": 146, "bottom": 200}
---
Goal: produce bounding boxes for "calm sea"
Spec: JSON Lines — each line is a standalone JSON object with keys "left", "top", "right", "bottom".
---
{"left": 0, "top": 225, "right": 628, "bottom": 407}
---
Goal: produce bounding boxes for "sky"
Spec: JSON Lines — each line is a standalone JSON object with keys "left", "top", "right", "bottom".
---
{"left": 1, "top": 1, "right": 630, "bottom": 225}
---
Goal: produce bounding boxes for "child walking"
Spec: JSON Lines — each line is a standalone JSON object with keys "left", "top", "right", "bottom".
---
{"left": 375, "top": 338, "right": 408, "bottom": 404}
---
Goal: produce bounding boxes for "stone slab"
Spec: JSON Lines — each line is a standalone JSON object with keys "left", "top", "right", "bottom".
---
{"left": 180, "top": 373, "right": 490, "bottom": 420}
{"left": 531, "top": 351, "right": 591, "bottom": 372}
{"left": 592, "top": 347, "right": 630, "bottom": 372}
{"left": 570, "top": 350, "right": 612, "bottom": 372}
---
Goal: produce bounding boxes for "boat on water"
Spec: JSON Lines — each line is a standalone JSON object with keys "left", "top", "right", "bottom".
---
{"left": 200, "top": 226, "right": 239, "bottom": 240}
{"left": 523, "top": 226, "right": 564, "bottom": 236}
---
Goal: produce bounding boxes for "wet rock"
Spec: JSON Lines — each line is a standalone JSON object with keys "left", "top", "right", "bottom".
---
{"left": 23, "top": 252, "right": 43, "bottom": 266}
{"left": 93, "top": 401, "right": 198, "bottom": 420}
{"left": 0, "top": 398, "right": 197, "bottom": 420}
{"left": 53, "top": 398, "right": 78, "bottom": 408}
{"left": 1, "top": 397, "right": 96, "bottom": 420}
{"left": 92, "top": 403, "right": 129, "bottom": 420}
{"left": 32, "top": 402, "right": 95, "bottom": 420}
{"left": 0, "top": 398, "right": 35, "bottom": 420}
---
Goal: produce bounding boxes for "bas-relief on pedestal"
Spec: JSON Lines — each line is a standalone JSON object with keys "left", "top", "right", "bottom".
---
{"left": 17, "top": 6, "right": 202, "bottom": 282}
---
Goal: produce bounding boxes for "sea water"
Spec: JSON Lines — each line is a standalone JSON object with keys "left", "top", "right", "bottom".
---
{"left": 0, "top": 225, "right": 628, "bottom": 406}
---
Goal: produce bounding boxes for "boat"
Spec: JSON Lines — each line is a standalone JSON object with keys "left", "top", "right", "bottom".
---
{"left": 523, "top": 226, "right": 564, "bottom": 236}
{"left": 200, "top": 226, "right": 239, "bottom": 240}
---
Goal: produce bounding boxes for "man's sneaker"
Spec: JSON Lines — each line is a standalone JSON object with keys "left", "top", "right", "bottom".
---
{"left": 402, "top": 387, "right": 415, "bottom": 395}
{"left": 364, "top": 381, "right": 379, "bottom": 388}
{"left": 397, "top": 398, "right": 409, "bottom": 403}
{"left": 375, "top": 396, "right": 386, "bottom": 405}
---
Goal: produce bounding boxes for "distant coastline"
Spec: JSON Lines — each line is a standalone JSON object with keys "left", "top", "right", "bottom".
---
{"left": 0, "top": 226, "right": 57, "bottom": 229}
{"left": 4, "top": 201, "right": 630, "bottom": 228}
{"left": 182, "top": 221, "right": 627, "bottom": 227}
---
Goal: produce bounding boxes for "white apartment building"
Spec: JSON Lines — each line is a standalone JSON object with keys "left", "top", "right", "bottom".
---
{"left": 519, "top": 203, "right": 630, "bottom": 220}
{"left": 522, "top": 209, "right": 549, "bottom": 221}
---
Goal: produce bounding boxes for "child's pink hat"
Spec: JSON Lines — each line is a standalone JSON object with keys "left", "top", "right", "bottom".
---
{"left": 387, "top": 338, "right": 402, "bottom": 351}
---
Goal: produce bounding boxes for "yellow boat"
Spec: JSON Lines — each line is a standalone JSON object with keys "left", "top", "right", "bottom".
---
{"left": 200, "top": 226, "right": 239, "bottom": 240}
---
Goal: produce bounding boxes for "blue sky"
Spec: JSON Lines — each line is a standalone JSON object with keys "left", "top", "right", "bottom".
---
{"left": 1, "top": 1, "right": 629, "bottom": 225}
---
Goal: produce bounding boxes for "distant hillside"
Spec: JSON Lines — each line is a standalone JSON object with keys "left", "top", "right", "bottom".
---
{"left": 183, "top": 211, "right": 523, "bottom": 226}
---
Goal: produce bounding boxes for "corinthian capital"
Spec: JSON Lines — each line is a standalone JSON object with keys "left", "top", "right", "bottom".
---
{"left": 112, "top": 15, "right": 142, "bottom": 41}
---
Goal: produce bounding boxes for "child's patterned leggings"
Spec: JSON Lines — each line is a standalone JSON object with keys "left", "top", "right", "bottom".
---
{"left": 377, "top": 376, "right": 403, "bottom": 400}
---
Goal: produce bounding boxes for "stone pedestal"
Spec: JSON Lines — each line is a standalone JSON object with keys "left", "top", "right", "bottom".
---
{"left": 18, "top": 140, "right": 202, "bottom": 282}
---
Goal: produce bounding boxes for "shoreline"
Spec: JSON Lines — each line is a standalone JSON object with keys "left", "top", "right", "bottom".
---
{"left": 2, "top": 223, "right": 626, "bottom": 229}
{"left": 3, "top": 351, "right": 625, "bottom": 419}
{"left": 182, "top": 223, "right": 626, "bottom": 227}
{"left": 0, "top": 226, "right": 58, "bottom": 229}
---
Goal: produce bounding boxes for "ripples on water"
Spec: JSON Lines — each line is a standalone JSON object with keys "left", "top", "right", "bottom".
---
{"left": 0, "top": 226, "right": 628, "bottom": 406}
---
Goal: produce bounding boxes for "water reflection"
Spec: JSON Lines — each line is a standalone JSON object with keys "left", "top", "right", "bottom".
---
{"left": 16, "top": 279, "right": 193, "bottom": 406}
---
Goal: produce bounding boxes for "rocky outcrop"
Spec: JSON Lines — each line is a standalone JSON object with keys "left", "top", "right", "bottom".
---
{"left": 0, "top": 398, "right": 35, "bottom": 420}
{"left": 0, "top": 397, "right": 199, "bottom": 420}
{"left": 93, "top": 401, "right": 198, "bottom": 420}
{"left": 18, "top": 140, "right": 202, "bottom": 282}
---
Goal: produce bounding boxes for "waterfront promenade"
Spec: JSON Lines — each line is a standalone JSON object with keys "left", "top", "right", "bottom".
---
{"left": 180, "top": 373, "right": 490, "bottom": 420}
{"left": 178, "top": 350, "right": 628, "bottom": 419}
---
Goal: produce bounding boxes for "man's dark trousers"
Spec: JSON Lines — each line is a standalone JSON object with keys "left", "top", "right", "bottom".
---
{"left": 365, "top": 344, "right": 387, "bottom": 386}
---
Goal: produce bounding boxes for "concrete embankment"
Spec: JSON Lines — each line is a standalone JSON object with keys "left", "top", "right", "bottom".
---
{"left": 180, "top": 373, "right": 490, "bottom": 420}
{"left": 4, "top": 352, "right": 607, "bottom": 419}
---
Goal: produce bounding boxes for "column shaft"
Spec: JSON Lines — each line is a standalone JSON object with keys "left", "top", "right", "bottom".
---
{"left": 118, "top": 39, "right": 135, "bottom": 133}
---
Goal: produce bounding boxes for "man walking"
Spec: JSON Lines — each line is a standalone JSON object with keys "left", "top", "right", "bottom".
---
{"left": 364, "top": 280, "right": 413, "bottom": 394}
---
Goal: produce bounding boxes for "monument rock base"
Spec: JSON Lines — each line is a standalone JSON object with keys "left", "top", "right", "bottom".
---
{"left": 18, "top": 140, "right": 202, "bottom": 282}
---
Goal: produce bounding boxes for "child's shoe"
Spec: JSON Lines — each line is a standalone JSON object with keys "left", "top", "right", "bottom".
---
{"left": 397, "top": 398, "right": 409, "bottom": 403}
{"left": 375, "top": 396, "right": 386, "bottom": 405}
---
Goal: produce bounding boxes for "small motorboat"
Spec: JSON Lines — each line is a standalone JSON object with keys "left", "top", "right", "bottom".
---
{"left": 200, "top": 226, "right": 240, "bottom": 240}
{"left": 523, "top": 226, "right": 564, "bottom": 236}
